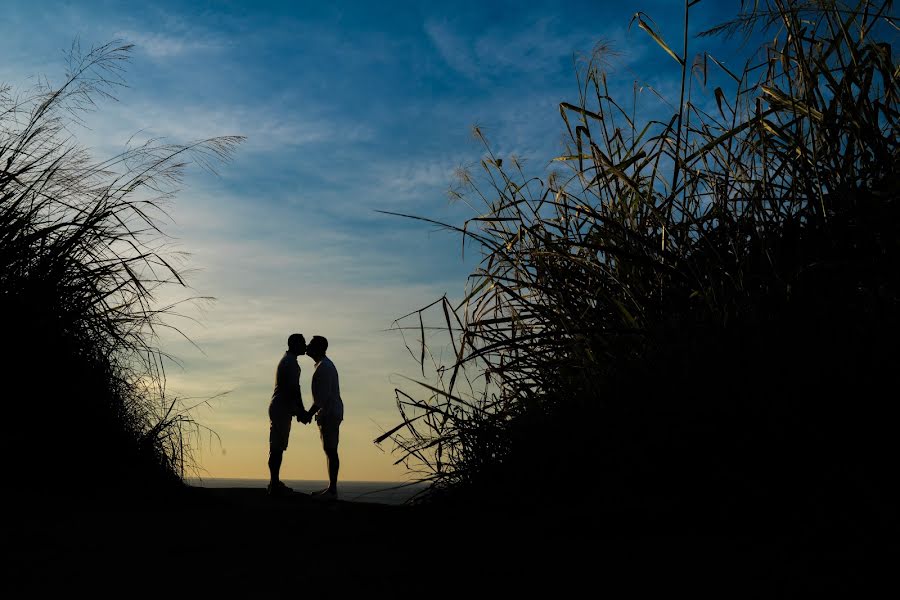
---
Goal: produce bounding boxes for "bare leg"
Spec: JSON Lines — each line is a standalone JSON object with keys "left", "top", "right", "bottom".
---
{"left": 268, "top": 447, "right": 283, "bottom": 485}
{"left": 325, "top": 447, "right": 339, "bottom": 492}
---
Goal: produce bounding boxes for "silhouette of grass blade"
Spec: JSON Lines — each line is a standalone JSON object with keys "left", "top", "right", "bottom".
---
{"left": 1, "top": 39, "right": 241, "bottom": 496}
{"left": 383, "top": 1, "right": 900, "bottom": 528}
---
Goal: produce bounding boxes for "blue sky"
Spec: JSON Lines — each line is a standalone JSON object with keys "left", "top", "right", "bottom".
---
{"left": 2, "top": 0, "right": 742, "bottom": 481}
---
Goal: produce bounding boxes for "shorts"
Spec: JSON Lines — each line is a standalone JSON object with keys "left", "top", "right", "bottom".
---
{"left": 269, "top": 403, "right": 293, "bottom": 451}
{"left": 317, "top": 417, "right": 341, "bottom": 451}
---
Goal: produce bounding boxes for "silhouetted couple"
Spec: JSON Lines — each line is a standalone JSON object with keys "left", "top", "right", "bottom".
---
{"left": 268, "top": 333, "right": 344, "bottom": 500}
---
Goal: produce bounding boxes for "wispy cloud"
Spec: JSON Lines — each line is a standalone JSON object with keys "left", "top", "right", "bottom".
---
{"left": 114, "top": 29, "right": 222, "bottom": 59}
{"left": 72, "top": 95, "right": 375, "bottom": 167}
{"left": 424, "top": 15, "right": 599, "bottom": 82}
{"left": 424, "top": 20, "right": 481, "bottom": 79}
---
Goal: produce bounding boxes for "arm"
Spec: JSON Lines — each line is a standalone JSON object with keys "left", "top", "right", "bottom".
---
{"left": 281, "top": 359, "right": 307, "bottom": 422}
{"left": 309, "top": 366, "right": 326, "bottom": 420}
{"left": 296, "top": 366, "right": 311, "bottom": 423}
{"left": 295, "top": 377, "right": 307, "bottom": 420}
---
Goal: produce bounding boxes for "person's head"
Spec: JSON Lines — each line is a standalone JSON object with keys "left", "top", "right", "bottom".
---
{"left": 287, "top": 333, "right": 306, "bottom": 355}
{"left": 306, "top": 335, "right": 328, "bottom": 361}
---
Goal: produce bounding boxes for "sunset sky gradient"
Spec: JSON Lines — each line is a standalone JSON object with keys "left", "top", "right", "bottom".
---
{"left": 2, "top": 0, "right": 739, "bottom": 481}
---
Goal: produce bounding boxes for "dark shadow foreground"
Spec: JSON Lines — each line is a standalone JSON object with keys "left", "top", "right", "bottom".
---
{"left": 6, "top": 485, "right": 891, "bottom": 594}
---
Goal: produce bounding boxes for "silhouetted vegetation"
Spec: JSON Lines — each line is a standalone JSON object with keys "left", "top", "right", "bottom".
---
{"left": 1, "top": 41, "right": 241, "bottom": 499}
{"left": 384, "top": 1, "right": 898, "bottom": 532}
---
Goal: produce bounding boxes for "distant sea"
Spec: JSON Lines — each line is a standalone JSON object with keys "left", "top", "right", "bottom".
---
{"left": 186, "top": 478, "right": 429, "bottom": 506}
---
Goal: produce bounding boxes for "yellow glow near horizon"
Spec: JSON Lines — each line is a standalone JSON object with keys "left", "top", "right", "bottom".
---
{"left": 188, "top": 403, "right": 414, "bottom": 482}
{"left": 154, "top": 255, "right": 452, "bottom": 484}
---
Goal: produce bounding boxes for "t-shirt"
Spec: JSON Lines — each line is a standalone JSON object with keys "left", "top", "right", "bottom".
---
{"left": 311, "top": 355, "right": 343, "bottom": 422}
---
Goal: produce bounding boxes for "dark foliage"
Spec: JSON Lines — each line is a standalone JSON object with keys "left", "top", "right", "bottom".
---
{"left": 384, "top": 1, "right": 899, "bottom": 533}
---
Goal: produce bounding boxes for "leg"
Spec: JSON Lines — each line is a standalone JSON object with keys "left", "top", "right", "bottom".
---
{"left": 268, "top": 409, "right": 291, "bottom": 487}
{"left": 325, "top": 447, "right": 339, "bottom": 492}
{"left": 318, "top": 420, "right": 340, "bottom": 496}
{"left": 268, "top": 446, "right": 283, "bottom": 485}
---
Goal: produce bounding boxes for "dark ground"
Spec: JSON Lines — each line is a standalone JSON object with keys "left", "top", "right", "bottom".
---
{"left": 6, "top": 485, "right": 890, "bottom": 595}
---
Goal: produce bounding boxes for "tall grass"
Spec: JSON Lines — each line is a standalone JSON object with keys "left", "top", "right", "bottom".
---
{"left": 382, "top": 1, "right": 898, "bottom": 530}
{"left": 1, "top": 41, "right": 242, "bottom": 497}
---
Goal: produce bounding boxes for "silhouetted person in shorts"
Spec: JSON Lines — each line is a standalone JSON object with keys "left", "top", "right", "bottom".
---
{"left": 268, "top": 333, "right": 311, "bottom": 496}
{"left": 305, "top": 335, "right": 343, "bottom": 500}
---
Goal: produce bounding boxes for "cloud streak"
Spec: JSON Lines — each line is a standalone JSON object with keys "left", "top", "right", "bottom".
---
{"left": 115, "top": 29, "right": 221, "bottom": 59}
